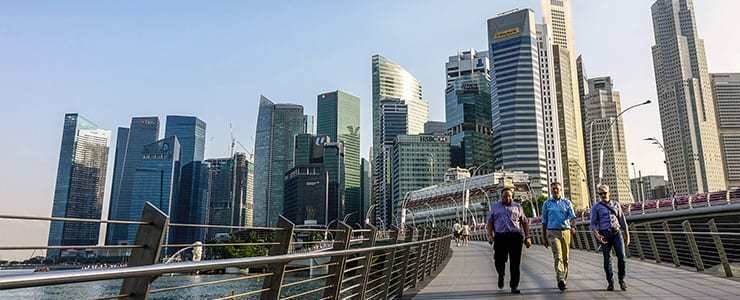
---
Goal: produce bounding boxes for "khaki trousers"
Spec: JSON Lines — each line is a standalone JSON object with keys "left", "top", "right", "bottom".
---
{"left": 547, "top": 229, "right": 571, "bottom": 282}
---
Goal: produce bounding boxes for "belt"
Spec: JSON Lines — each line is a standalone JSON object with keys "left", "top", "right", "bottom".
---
{"left": 547, "top": 228, "right": 570, "bottom": 231}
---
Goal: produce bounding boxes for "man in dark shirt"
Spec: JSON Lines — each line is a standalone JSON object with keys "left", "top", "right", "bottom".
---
{"left": 486, "top": 187, "right": 532, "bottom": 294}
{"left": 590, "top": 184, "right": 631, "bottom": 291}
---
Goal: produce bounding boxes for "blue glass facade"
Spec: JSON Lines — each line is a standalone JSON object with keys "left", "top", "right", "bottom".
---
{"left": 128, "top": 136, "right": 181, "bottom": 245}
{"left": 488, "top": 9, "right": 549, "bottom": 193}
{"left": 164, "top": 116, "right": 206, "bottom": 165}
{"left": 47, "top": 113, "right": 110, "bottom": 258}
{"left": 253, "top": 96, "right": 304, "bottom": 226}
{"left": 106, "top": 117, "right": 160, "bottom": 245}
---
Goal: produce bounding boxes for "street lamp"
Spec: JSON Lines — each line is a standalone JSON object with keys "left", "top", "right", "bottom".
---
{"left": 462, "top": 160, "right": 493, "bottom": 223}
{"left": 343, "top": 212, "right": 356, "bottom": 223}
{"left": 592, "top": 100, "right": 651, "bottom": 203}
{"left": 645, "top": 137, "right": 679, "bottom": 198}
{"left": 447, "top": 196, "right": 461, "bottom": 223}
{"left": 364, "top": 204, "right": 378, "bottom": 226}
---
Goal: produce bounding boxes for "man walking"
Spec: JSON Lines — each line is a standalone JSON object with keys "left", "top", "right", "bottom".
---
{"left": 486, "top": 187, "right": 532, "bottom": 294}
{"left": 453, "top": 221, "right": 462, "bottom": 247}
{"left": 590, "top": 184, "right": 630, "bottom": 291}
{"left": 541, "top": 182, "right": 576, "bottom": 291}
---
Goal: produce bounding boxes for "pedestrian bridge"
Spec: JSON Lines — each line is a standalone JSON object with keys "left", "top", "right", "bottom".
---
{"left": 1, "top": 202, "right": 740, "bottom": 299}
{"left": 414, "top": 242, "right": 740, "bottom": 299}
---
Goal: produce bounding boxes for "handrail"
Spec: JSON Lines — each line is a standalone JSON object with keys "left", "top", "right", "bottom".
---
{"left": 0, "top": 234, "right": 449, "bottom": 290}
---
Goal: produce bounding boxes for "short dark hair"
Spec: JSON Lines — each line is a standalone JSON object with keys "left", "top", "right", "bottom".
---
{"left": 550, "top": 182, "right": 562, "bottom": 188}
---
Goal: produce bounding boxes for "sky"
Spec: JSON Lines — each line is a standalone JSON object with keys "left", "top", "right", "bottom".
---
{"left": 1, "top": 0, "right": 739, "bottom": 260}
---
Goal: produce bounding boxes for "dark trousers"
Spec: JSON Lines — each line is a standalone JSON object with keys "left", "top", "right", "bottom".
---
{"left": 600, "top": 229, "right": 626, "bottom": 283}
{"left": 493, "top": 232, "right": 523, "bottom": 289}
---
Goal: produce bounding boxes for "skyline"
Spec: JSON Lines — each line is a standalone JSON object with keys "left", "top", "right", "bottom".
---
{"left": 2, "top": 0, "right": 740, "bottom": 260}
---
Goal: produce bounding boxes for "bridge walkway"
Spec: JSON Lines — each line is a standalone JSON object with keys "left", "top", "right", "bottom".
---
{"left": 412, "top": 241, "right": 740, "bottom": 299}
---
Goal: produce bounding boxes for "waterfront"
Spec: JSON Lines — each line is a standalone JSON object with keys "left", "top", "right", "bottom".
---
{"left": 0, "top": 271, "right": 324, "bottom": 300}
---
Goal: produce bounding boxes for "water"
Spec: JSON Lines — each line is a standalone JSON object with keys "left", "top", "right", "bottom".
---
{"left": 0, "top": 271, "right": 326, "bottom": 300}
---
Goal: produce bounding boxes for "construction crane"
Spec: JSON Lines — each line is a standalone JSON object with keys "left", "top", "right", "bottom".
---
{"left": 229, "top": 122, "right": 254, "bottom": 161}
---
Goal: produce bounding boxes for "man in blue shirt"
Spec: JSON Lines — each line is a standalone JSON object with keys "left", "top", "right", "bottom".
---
{"left": 541, "top": 182, "right": 576, "bottom": 291}
{"left": 590, "top": 184, "right": 631, "bottom": 291}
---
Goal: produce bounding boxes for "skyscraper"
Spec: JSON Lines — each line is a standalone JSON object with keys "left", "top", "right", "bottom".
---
{"left": 584, "top": 77, "right": 632, "bottom": 203}
{"left": 390, "top": 135, "right": 450, "bottom": 224}
{"left": 444, "top": 49, "right": 494, "bottom": 171}
{"left": 487, "top": 9, "right": 549, "bottom": 194}
{"left": 164, "top": 116, "right": 206, "bottom": 244}
{"left": 360, "top": 158, "right": 372, "bottom": 224}
{"left": 372, "top": 55, "right": 428, "bottom": 223}
{"left": 536, "top": 23, "right": 564, "bottom": 186}
{"left": 303, "top": 114, "right": 316, "bottom": 135}
{"left": 164, "top": 116, "right": 206, "bottom": 165}
{"left": 283, "top": 164, "right": 329, "bottom": 225}
{"left": 711, "top": 73, "right": 740, "bottom": 188}
{"left": 253, "top": 96, "right": 304, "bottom": 226}
{"left": 651, "top": 0, "right": 726, "bottom": 195}
{"left": 107, "top": 127, "right": 129, "bottom": 239}
{"left": 47, "top": 114, "right": 110, "bottom": 258}
{"left": 129, "top": 136, "right": 181, "bottom": 245}
{"left": 541, "top": 0, "right": 589, "bottom": 208}
{"left": 373, "top": 99, "right": 408, "bottom": 225}
{"left": 317, "top": 90, "right": 361, "bottom": 224}
{"left": 107, "top": 117, "right": 160, "bottom": 245}
{"left": 205, "top": 153, "right": 253, "bottom": 239}
{"left": 423, "top": 121, "right": 446, "bottom": 136}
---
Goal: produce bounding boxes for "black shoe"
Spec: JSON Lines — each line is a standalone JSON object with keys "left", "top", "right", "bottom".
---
{"left": 511, "top": 288, "right": 521, "bottom": 294}
{"left": 619, "top": 281, "right": 627, "bottom": 291}
{"left": 607, "top": 282, "right": 614, "bottom": 291}
{"left": 557, "top": 280, "right": 566, "bottom": 291}
{"left": 498, "top": 275, "right": 504, "bottom": 289}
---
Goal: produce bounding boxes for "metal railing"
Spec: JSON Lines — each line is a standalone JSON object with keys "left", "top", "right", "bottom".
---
{"left": 469, "top": 217, "right": 739, "bottom": 279}
{"left": 0, "top": 202, "right": 452, "bottom": 299}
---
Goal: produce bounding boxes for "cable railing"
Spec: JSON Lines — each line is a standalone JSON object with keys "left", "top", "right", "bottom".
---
{"left": 0, "top": 202, "right": 452, "bottom": 300}
{"left": 470, "top": 216, "right": 739, "bottom": 279}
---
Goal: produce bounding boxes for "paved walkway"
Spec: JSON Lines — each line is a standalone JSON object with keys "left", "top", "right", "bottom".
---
{"left": 412, "top": 242, "right": 740, "bottom": 299}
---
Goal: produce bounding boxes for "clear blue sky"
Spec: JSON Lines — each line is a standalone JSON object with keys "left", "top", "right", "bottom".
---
{"left": 1, "top": 1, "right": 739, "bottom": 260}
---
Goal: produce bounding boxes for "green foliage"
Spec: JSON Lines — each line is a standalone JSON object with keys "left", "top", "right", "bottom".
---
{"left": 209, "top": 231, "right": 270, "bottom": 259}
{"left": 522, "top": 195, "right": 548, "bottom": 218}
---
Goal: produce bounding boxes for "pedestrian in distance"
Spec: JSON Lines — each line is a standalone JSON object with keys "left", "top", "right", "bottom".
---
{"left": 462, "top": 221, "right": 471, "bottom": 246}
{"left": 590, "top": 184, "right": 630, "bottom": 291}
{"left": 453, "top": 221, "right": 462, "bottom": 247}
{"left": 541, "top": 182, "right": 577, "bottom": 291}
{"left": 486, "top": 187, "right": 532, "bottom": 294}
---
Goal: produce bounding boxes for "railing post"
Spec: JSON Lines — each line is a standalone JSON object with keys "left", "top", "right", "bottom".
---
{"left": 708, "top": 219, "right": 733, "bottom": 277}
{"left": 579, "top": 225, "right": 589, "bottom": 250}
{"left": 631, "top": 224, "right": 645, "bottom": 260}
{"left": 646, "top": 223, "right": 661, "bottom": 263}
{"left": 260, "top": 216, "right": 295, "bottom": 300}
{"left": 323, "top": 222, "right": 353, "bottom": 300}
{"left": 573, "top": 225, "right": 582, "bottom": 250}
{"left": 682, "top": 220, "right": 704, "bottom": 272}
{"left": 663, "top": 221, "right": 680, "bottom": 267}
{"left": 397, "top": 228, "right": 415, "bottom": 298}
{"left": 416, "top": 228, "right": 429, "bottom": 283}
{"left": 358, "top": 224, "right": 378, "bottom": 299}
{"left": 425, "top": 228, "right": 435, "bottom": 276}
{"left": 380, "top": 228, "right": 401, "bottom": 299}
{"left": 119, "top": 202, "right": 168, "bottom": 300}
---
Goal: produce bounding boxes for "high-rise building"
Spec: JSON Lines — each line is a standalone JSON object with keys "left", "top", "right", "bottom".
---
{"left": 253, "top": 96, "right": 304, "bottom": 226}
{"left": 390, "top": 135, "right": 450, "bottom": 225}
{"left": 47, "top": 114, "right": 111, "bottom": 258}
{"left": 204, "top": 153, "right": 253, "bottom": 239}
{"left": 164, "top": 116, "right": 206, "bottom": 165}
{"left": 536, "top": 23, "right": 564, "bottom": 186}
{"left": 372, "top": 55, "right": 428, "bottom": 224}
{"left": 541, "top": 0, "right": 589, "bottom": 208}
{"left": 373, "top": 99, "right": 408, "bottom": 225}
{"left": 423, "top": 121, "right": 447, "bottom": 136}
{"left": 487, "top": 9, "right": 549, "bottom": 194}
{"left": 710, "top": 73, "right": 740, "bottom": 188}
{"left": 288, "top": 134, "right": 345, "bottom": 224}
{"left": 107, "top": 117, "right": 160, "bottom": 245}
{"left": 164, "top": 116, "right": 206, "bottom": 244}
{"left": 631, "top": 175, "right": 668, "bottom": 201}
{"left": 283, "top": 164, "right": 329, "bottom": 225}
{"left": 128, "top": 136, "right": 181, "bottom": 245}
{"left": 107, "top": 127, "right": 129, "bottom": 239}
{"left": 651, "top": 0, "right": 726, "bottom": 195}
{"left": 317, "top": 90, "right": 361, "bottom": 224}
{"left": 444, "top": 49, "right": 493, "bottom": 171}
{"left": 360, "top": 158, "right": 372, "bottom": 224}
{"left": 303, "top": 114, "right": 316, "bottom": 135}
{"left": 584, "top": 77, "right": 632, "bottom": 203}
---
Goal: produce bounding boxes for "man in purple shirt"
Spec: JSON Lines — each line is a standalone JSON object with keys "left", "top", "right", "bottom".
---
{"left": 486, "top": 187, "right": 532, "bottom": 294}
{"left": 590, "top": 184, "right": 631, "bottom": 291}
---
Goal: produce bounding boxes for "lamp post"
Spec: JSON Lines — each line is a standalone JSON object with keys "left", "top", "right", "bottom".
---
{"left": 591, "top": 100, "right": 651, "bottom": 204}
{"left": 645, "top": 137, "right": 679, "bottom": 198}
{"left": 364, "top": 204, "right": 377, "bottom": 226}
{"left": 343, "top": 212, "right": 356, "bottom": 223}
{"left": 447, "top": 196, "right": 461, "bottom": 223}
{"left": 462, "top": 160, "right": 493, "bottom": 224}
